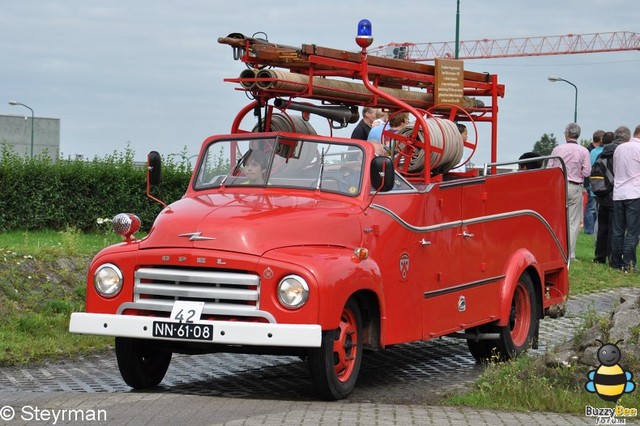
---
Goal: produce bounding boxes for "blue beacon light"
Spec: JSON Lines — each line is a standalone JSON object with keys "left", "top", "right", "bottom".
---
{"left": 356, "top": 19, "right": 373, "bottom": 49}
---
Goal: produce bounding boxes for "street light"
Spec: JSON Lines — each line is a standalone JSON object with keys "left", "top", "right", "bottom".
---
{"left": 547, "top": 76, "right": 578, "bottom": 123}
{"left": 8, "top": 100, "right": 35, "bottom": 158}
{"left": 455, "top": 0, "right": 461, "bottom": 59}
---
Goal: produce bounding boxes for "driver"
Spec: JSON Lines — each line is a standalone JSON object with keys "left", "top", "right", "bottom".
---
{"left": 242, "top": 150, "right": 268, "bottom": 184}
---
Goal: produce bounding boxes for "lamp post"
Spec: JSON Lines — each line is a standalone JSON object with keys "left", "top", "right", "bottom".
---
{"left": 547, "top": 76, "right": 578, "bottom": 123}
{"left": 8, "top": 100, "right": 34, "bottom": 158}
{"left": 455, "top": 0, "right": 461, "bottom": 59}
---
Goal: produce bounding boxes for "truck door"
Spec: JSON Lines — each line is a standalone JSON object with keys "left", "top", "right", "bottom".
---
{"left": 421, "top": 179, "right": 497, "bottom": 338}
{"left": 420, "top": 183, "right": 465, "bottom": 338}
{"left": 459, "top": 181, "right": 486, "bottom": 285}
{"left": 459, "top": 179, "right": 502, "bottom": 325}
{"left": 368, "top": 192, "right": 427, "bottom": 345}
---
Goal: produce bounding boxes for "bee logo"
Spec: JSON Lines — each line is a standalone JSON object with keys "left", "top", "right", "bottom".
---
{"left": 585, "top": 339, "right": 635, "bottom": 403}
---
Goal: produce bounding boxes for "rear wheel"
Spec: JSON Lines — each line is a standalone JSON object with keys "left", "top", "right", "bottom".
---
{"left": 308, "top": 299, "right": 363, "bottom": 400}
{"left": 467, "top": 272, "right": 538, "bottom": 362}
{"left": 115, "top": 337, "right": 172, "bottom": 389}
{"left": 467, "top": 325, "right": 499, "bottom": 361}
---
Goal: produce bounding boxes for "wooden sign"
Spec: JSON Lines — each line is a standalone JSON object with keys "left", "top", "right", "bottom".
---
{"left": 434, "top": 58, "right": 464, "bottom": 106}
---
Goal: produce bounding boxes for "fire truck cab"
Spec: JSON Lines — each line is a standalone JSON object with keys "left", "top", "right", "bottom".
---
{"left": 70, "top": 24, "right": 570, "bottom": 400}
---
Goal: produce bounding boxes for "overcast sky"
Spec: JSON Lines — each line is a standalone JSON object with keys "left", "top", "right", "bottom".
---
{"left": 2, "top": 1, "right": 639, "bottom": 165}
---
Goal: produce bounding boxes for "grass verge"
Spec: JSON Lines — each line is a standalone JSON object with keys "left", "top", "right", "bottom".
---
{"left": 445, "top": 355, "right": 638, "bottom": 412}
{"left": 0, "top": 229, "right": 121, "bottom": 365}
{"left": 443, "top": 232, "right": 640, "bottom": 414}
{"left": 569, "top": 231, "right": 640, "bottom": 293}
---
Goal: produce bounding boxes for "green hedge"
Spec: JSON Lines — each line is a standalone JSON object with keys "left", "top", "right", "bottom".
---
{"left": 0, "top": 144, "right": 192, "bottom": 232}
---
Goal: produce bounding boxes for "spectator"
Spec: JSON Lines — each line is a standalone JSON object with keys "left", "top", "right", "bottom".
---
{"left": 449, "top": 123, "right": 469, "bottom": 173}
{"left": 374, "top": 109, "right": 388, "bottom": 123}
{"left": 548, "top": 123, "right": 591, "bottom": 261}
{"left": 367, "top": 118, "right": 387, "bottom": 143}
{"left": 592, "top": 131, "right": 617, "bottom": 264}
{"left": 457, "top": 123, "right": 468, "bottom": 142}
{"left": 587, "top": 130, "right": 604, "bottom": 151}
{"left": 518, "top": 151, "right": 543, "bottom": 170}
{"left": 369, "top": 112, "right": 408, "bottom": 141}
{"left": 377, "top": 112, "right": 410, "bottom": 153}
{"left": 368, "top": 111, "right": 407, "bottom": 144}
{"left": 590, "top": 131, "right": 608, "bottom": 166}
{"left": 350, "top": 107, "right": 377, "bottom": 140}
{"left": 583, "top": 130, "right": 604, "bottom": 234}
{"left": 372, "top": 118, "right": 385, "bottom": 128}
{"left": 610, "top": 125, "right": 640, "bottom": 272}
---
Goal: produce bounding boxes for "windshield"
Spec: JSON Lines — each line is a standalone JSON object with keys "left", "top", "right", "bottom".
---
{"left": 194, "top": 137, "right": 365, "bottom": 196}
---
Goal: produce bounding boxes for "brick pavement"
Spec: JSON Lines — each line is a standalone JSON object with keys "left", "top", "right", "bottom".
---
{"left": 0, "top": 392, "right": 594, "bottom": 425}
{"left": 0, "top": 288, "right": 638, "bottom": 425}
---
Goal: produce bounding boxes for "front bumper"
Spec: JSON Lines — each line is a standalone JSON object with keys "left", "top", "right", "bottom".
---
{"left": 69, "top": 313, "right": 322, "bottom": 347}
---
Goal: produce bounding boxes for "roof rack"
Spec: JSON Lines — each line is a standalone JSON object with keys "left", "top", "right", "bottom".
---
{"left": 218, "top": 32, "right": 504, "bottom": 183}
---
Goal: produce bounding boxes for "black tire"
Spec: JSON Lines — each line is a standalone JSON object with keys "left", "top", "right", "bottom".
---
{"left": 467, "top": 272, "right": 539, "bottom": 362}
{"left": 466, "top": 325, "right": 499, "bottom": 362}
{"left": 115, "top": 337, "right": 172, "bottom": 389}
{"left": 308, "top": 299, "right": 363, "bottom": 400}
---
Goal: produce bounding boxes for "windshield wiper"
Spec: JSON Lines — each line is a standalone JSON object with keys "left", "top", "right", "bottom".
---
{"left": 220, "top": 150, "right": 251, "bottom": 187}
{"left": 315, "top": 147, "right": 327, "bottom": 190}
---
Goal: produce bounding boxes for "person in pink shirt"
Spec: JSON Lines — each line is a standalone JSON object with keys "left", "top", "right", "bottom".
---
{"left": 611, "top": 125, "right": 640, "bottom": 272}
{"left": 548, "top": 123, "right": 592, "bottom": 262}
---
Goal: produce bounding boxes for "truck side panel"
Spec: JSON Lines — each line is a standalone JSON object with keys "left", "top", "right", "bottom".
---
{"left": 370, "top": 166, "right": 567, "bottom": 344}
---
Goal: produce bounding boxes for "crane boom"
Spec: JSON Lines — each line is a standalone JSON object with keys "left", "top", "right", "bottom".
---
{"left": 371, "top": 31, "right": 640, "bottom": 61}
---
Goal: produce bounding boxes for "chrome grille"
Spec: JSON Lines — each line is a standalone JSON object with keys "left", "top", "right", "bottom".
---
{"left": 116, "top": 267, "right": 276, "bottom": 323}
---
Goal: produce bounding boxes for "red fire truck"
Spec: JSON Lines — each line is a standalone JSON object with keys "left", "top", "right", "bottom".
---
{"left": 70, "top": 23, "right": 570, "bottom": 400}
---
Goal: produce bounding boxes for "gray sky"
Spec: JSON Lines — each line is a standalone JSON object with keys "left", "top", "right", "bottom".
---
{"left": 2, "top": 1, "right": 639, "bottom": 165}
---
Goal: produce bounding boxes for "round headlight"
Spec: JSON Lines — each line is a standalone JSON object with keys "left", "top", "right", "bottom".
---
{"left": 277, "top": 275, "right": 309, "bottom": 309}
{"left": 94, "top": 263, "right": 123, "bottom": 298}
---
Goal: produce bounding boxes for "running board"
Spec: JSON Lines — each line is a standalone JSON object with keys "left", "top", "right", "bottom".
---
{"left": 447, "top": 332, "right": 501, "bottom": 341}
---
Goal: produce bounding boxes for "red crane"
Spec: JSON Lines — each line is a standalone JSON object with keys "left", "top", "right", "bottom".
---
{"left": 370, "top": 31, "right": 640, "bottom": 61}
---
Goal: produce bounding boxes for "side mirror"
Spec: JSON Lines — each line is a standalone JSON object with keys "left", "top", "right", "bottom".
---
{"left": 147, "top": 151, "right": 162, "bottom": 186}
{"left": 370, "top": 156, "right": 395, "bottom": 192}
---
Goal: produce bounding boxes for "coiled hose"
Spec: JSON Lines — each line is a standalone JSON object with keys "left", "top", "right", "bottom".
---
{"left": 396, "top": 117, "right": 463, "bottom": 175}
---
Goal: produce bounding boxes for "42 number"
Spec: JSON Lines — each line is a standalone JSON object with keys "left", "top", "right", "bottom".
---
{"left": 173, "top": 308, "right": 197, "bottom": 323}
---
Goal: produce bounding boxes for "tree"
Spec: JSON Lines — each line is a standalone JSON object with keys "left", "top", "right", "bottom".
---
{"left": 533, "top": 133, "right": 558, "bottom": 156}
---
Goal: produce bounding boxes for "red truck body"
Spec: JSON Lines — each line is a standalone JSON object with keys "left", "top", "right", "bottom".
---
{"left": 70, "top": 29, "right": 569, "bottom": 400}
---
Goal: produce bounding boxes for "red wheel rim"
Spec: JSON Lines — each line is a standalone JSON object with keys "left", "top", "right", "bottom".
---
{"left": 332, "top": 307, "right": 359, "bottom": 383}
{"left": 509, "top": 283, "right": 532, "bottom": 347}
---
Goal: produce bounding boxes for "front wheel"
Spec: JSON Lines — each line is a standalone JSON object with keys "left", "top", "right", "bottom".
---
{"left": 115, "top": 337, "right": 172, "bottom": 389}
{"left": 467, "top": 272, "right": 539, "bottom": 362}
{"left": 308, "top": 299, "right": 363, "bottom": 400}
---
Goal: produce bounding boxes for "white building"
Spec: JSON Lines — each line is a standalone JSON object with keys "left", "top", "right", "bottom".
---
{"left": 0, "top": 114, "right": 60, "bottom": 160}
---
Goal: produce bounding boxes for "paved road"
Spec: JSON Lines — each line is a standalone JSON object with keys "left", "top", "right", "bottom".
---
{"left": 0, "top": 391, "right": 596, "bottom": 425}
{"left": 0, "top": 288, "right": 637, "bottom": 425}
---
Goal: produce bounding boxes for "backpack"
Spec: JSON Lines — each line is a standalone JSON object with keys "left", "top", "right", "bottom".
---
{"left": 590, "top": 154, "right": 613, "bottom": 196}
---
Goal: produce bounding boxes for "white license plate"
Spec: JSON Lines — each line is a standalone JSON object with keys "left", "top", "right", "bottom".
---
{"left": 152, "top": 321, "right": 213, "bottom": 341}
